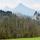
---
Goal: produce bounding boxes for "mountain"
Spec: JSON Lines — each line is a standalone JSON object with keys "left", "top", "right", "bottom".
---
{"left": 14, "top": 3, "right": 35, "bottom": 16}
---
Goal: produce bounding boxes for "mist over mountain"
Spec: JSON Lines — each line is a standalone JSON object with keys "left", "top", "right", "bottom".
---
{"left": 0, "top": 7, "right": 14, "bottom": 13}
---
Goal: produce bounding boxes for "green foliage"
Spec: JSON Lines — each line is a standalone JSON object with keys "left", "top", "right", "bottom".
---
{"left": 0, "top": 11, "right": 40, "bottom": 38}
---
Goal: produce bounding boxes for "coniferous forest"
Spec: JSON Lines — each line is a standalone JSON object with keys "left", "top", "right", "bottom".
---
{"left": 0, "top": 10, "right": 40, "bottom": 39}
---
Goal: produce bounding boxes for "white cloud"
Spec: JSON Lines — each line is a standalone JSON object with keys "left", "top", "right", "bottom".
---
{"left": 0, "top": 0, "right": 40, "bottom": 10}
{"left": 21, "top": 0, "right": 40, "bottom": 10}
{"left": 31, "top": 3, "right": 40, "bottom": 9}
{"left": 0, "top": 0, "right": 21, "bottom": 9}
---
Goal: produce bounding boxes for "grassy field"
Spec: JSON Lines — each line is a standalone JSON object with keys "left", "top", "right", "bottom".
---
{"left": 3, "top": 37, "right": 40, "bottom": 40}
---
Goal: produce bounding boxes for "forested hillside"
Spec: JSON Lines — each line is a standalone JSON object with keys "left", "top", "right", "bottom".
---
{"left": 0, "top": 10, "right": 40, "bottom": 39}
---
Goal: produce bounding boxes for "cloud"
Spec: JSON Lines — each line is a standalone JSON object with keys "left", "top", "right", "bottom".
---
{"left": 32, "top": 0, "right": 40, "bottom": 3}
{"left": 21, "top": 0, "right": 40, "bottom": 9}
{"left": 31, "top": 3, "right": 40, "bottom": 9}
{"left": 0, "top": 0, "right": 21, "bottom": 9}
{"left": 0, "top": 0, "right": 40, "bottom": 10}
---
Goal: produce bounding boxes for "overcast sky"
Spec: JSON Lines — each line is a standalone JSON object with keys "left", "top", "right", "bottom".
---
{"left": 0, "top": 0, "right": 40, "bottom": 10}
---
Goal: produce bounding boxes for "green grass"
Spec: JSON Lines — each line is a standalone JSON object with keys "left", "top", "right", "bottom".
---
{"left": 4, "top": 37, "right": 40, "bottom": 40}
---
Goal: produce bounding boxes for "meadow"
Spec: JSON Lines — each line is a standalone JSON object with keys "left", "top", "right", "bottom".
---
{"left": 3, "top": 37, "right": 40, "bottom": 40}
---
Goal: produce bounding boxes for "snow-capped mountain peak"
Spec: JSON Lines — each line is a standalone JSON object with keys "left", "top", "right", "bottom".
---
{"left": 14, "top": 3, "right": 35, "bottom": 16}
